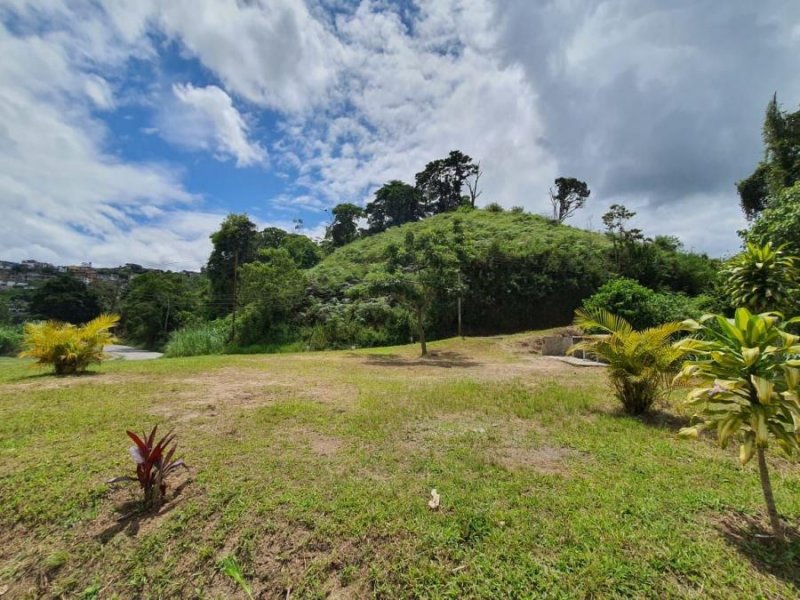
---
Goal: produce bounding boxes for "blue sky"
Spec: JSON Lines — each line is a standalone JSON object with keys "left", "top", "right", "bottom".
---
{"left": 1, "top": 0, "right": 799, "bottom": 269}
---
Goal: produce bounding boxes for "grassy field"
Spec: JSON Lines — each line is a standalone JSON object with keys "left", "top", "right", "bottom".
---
{"left": 1, "top": 333, "right": 799, "bottom": 599}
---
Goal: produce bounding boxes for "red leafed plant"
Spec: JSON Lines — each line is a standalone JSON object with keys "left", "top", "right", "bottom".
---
{"left": 109, "top": 425, "right": 187, "bottom": 508}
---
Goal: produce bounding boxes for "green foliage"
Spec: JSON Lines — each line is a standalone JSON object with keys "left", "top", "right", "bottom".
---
{"left": 415, "top": 150, "right": 479, "bottom": 214}
{"left": 325, "top": 203, "right": 365, "bottom": 248}
{"left": 121, "top": 272, "right": 203, "bottom": 349}
{"left": 278, "top": 233, "right": 322, "bottom": 269}
{"left": 549, "top": 177, "right": 590, "bottom": 223}
{"left": 737, "top": 95, "right": 800, "bottom": 218}
{"left": 362, "top": 231, "right": 458, "bottom": 354}
{"left": 30, "top": 275, "right": 101, "bottom": 324}
{"left": 219, "top": 556, "right": 253, "bottom": 599}
{"left": 746, "top": 182, "right": 800, "bottom": 255}
{"left": 19, "top": 314, "right": 119, "bottom": 375}
{"left": 0, "top": 324, "right": 23, "bottom": 355}
{"left": 163, "top": 319, "right": 230, "bottom": 358}
{"left": 570, "top": 308, "right": 687, "bottom": 415}
{"left": 581, "top": 278, "right": 698, "bottom": 330}
{"left": 366, "top": 180, "right": 424, "bottom": 234}
{"left": 235, "top": 249, "right": 306, "bottom": 346}
{"left": 207, "top": 214, "right": 259, "bottom": 317}
{"left": 676, "top": 308, "right": 800, "bottom": 540}
{"left": 722, "top": 242, "right": 799, "bottom": 314}
{"left": 484, "top": 202, "right": 504, "bottom": 213}
{"left": 676, "top": 309, "right": 800, "bottom": 462}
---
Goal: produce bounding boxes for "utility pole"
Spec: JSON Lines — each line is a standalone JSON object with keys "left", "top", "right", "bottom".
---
{"left": 457, "top": 271, "right": 463, "bottom": 338}
{"left": 231, "top": 249, "right": 238, "bottom": 342}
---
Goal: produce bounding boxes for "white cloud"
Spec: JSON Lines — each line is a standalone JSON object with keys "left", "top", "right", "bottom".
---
{"left": 164, "top": 83, "right": 267, "bottom": 167}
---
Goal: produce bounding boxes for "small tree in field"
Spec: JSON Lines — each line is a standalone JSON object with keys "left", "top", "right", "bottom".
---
{"left": 365, "top": 231, "right": 457, "bottom": 356}
{"left": 549, "top": 177, "right": 590, "bottom": 224}
{"left": 676, "top": 309, "right": 800, "bottom": 543}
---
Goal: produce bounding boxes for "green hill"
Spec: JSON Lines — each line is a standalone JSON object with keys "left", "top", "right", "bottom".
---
{"left": 307, "top": 209, "right": 614, "bottom": 340}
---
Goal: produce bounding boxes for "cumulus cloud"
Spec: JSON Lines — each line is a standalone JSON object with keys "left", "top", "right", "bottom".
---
{"left": 2, "top": 0, "right": 800, "bottom": 269}
{"left": 494, "top": 0, "right": 800, "bottom": 253}
{"left": 164, "top": 83, "right": 267, "bottom": 167}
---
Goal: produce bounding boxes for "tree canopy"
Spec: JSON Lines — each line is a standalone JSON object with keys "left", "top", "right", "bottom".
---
{"left": 415, "top": 150, "right": 479, "bottom": 215}
{"left": 549, "top": 177, "right": 590, "bottom": 223}
{"left": 365, "top": 180, "right": 424, "bottom": 234}
{"left": 325, "top": 203, "right": 364, "bottom": 248}
{"left": 207, "top": 214, "right": 258, "bottom": 317}
{"left": 737, "top": 95, "right": 800, "bottom": 219}
{"left": 30, "top": 274, "right": 101, "bottom": 324}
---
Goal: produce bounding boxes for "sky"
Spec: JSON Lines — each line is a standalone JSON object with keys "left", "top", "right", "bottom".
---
{"left": 1, "top": 0, "right": 799, "bottom": 270}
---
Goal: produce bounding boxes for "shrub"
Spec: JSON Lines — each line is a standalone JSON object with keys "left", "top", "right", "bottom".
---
{"left": 108, "top": 426, "right": 187, "bottom": 508}
{"left": 569, "top": 308, "right": 687, "bottom": 415}
{"left": 0, "top": 324, "right": 22, "bottom": 355}
{"left": 485, "top": 202, "right": 504, "bottom": 213}
{"left": 19, "top": 314, "right": 119, "bottom": 375}
{"left": 164, "top": 320, "right": 230, "bottom": 357}
{"left": 582, "top": 278, "right": 696, "bottom": 330}
{"left": 676, "top": 308, "right": 800, "bottom": 542}
{"left": 722, "top": 242, "right": 799, "bottom": 314}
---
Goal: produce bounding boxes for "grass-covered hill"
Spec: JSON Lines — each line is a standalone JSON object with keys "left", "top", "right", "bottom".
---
{"left": 308, "top": 209, "right": 614, "bottom": 338}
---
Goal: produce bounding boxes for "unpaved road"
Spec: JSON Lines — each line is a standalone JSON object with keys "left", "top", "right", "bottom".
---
{"left": 104, "top": 344, "right": 163, "bottom": 360}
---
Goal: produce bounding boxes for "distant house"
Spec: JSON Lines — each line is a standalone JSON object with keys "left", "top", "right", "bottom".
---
{"left": 67, "top": 262, "right": 97, "bottom": 284}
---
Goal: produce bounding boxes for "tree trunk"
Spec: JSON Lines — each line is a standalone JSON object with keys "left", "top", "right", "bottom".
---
{"left": 457, "top": 294, "right": 462, "bottom": 338}
{"left": 417, "top": 306, "right": 427, "bottom": 356}
{"left": 757, "top": 446, "right": 784, "bottom": 543}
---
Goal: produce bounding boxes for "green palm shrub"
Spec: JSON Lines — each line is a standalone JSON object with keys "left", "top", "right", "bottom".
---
{"left": 569, "top": 308, "right": 687, "bottom": 415}
{"left": 722, "top": 242, "right": 799, "bottom": 314}
{"left": 19, "top": 314, "right": 119, "bottom": 375}
{"left": 675, "top": 308, "right": 800, "bottom": 542}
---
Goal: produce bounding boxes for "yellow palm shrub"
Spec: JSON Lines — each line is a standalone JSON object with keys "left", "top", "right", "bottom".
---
{"left": 19, "top": 314, "right": 119, "bottom": 375}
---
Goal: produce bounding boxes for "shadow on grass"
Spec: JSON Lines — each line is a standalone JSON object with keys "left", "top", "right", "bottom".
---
{"left": 96, "top": 478, "right": 193, "bottom": 543}
{"left": 357, "top": 350, "right": 481, "bottom": 369}
{"left": 637, "top": 408, "right": 691, "bottom": 432}
{"left": 715, "top": 511, "right": 800, "bottom": 589}
{"left": 5, "top": 370, "right": 104, "bottom": 383}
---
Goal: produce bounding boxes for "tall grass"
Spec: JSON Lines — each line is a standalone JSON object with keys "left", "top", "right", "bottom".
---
{"left": 164, "top": 320, "right": 230, "bottom": 358}
{"left": 0, "top": 324, "right": 23, "bottom": 355}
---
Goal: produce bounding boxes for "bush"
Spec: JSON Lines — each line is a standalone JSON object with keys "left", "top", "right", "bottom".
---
{"left": 0, "top": 324, "right": 23, "bottom": 355}
{"left": 19, "top": 314, "right": 119, "bottom": 375}
{"left": 570, "top": 308, "right": 687, "bottom": 415}
{"left": 164, "top": 320, "right": 230, "bottom": 358}
{"left": 485, "top": 202, "right": 504, "bottom": 213}
{"left": 582, "top": 278, "right": 697, "bottom": 330}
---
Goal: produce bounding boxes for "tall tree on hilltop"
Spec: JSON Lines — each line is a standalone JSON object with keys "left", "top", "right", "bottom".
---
{"left": 365, "top": 180, "right": 424, "bottom": 234}
{"left": 325, "top": 203, "right": 364, "bottom": 248}
{"left": 415, "top": 150, "right": 479, "bottom": 215}
{"left": 737, "top": 94, "right": 800, "bottom": 219}
{"left": 207, "top": 214, "right": 258, "bottom": 318}
{"left": 549, "top": 177, "right": 590, "bottom": 223}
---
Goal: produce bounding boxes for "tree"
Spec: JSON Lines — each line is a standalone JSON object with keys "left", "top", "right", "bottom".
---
{"left": 722, "top": 242, "right": 799, "bottom": 315}
{"left": 236, "top": 249, "right": 306, "bottom": 346}
{"left": 415, "top": 150, "right": 479, "bottom": 215}
{"left": 465, "top": 162, "right": 483, "bottom": 208}
{"left": 29, "top": 274, "right": 101, "bottom": 324}
{"left": 569, "top": 308, "right": 687, "bottom": 415}
{"left": 121, "top": 272, "right": 200, "bottom": 349}
{"left": 747, "top": 182, "right": 800, "bottom": 255}
{"left": 365, "top": 231, "right": 457, "bottom": 355}
{"left": 676, "top": 309, "right": 800, "bottom": 543}
{"left": 549, "top": 177, "right": 590, "bottom": 223}
{"left": 365, "top": 181, "right": 424, "bottom": 234}
{"left": 257, "top": 227, "right": 321, "bottom": 269}
{"left": 325, "top": 203, "right": 364, "bottom": 248}
{"left": 737, "top": 95, "right": 800, "bottom": 219}
{"left": 207, "top": 214, "right": 258, "bottom": 318}
{"left": 602, "top": 204, "right": 644, "bottom": 272}
{"left": 451, "top": 217, "right": 475, "bottom": 337}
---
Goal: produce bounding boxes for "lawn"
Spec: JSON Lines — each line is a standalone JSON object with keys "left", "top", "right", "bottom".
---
{"left": 1, "top": 334, "right": 799, "bottom": 599}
